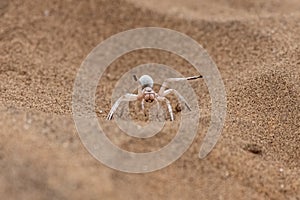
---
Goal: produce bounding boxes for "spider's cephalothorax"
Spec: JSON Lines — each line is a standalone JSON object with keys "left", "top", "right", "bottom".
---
{"left": 106, "top": 74, "right": 203, "bottom": 121}
{"left": 142, "top": 87, "right": 156, "bottom": 103}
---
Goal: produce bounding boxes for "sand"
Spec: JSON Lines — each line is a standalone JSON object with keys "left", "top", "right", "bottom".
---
{"left": 0, "top": 0, "right": 299, "bottom": 199}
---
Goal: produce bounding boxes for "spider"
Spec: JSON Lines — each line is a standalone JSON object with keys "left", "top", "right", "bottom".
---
{"left": 106, "top": 74, "right": 203, "bottom": 121}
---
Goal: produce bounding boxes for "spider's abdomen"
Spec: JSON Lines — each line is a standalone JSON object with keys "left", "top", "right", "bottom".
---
{"left": 139, "top": 75, "right": 153, "bottom": 88}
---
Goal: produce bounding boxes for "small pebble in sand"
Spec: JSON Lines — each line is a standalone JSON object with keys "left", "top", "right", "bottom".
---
{"left": 279, "top": 168, "right": 284, "bottom": 173}
{"left": 224, "top": 171, "right": 230, "bottom": 178}
{"left": 244, "top": 143, "right": 262, "bottom": 155}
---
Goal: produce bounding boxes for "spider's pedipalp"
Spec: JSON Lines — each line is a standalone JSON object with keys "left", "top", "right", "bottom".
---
{"left": 141, "top": 98, "right": 145, "bottom": 110}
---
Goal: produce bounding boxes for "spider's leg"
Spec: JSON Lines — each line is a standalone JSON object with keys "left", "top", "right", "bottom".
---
{"left": 141, "top": 98, "right": 146, "bottom": 116}
{"left": 158, "top": 75, "right": 203, "bottom": 95}
{"left": 158, "top": 96, "right": 174, "bottom": 121}
{"left": 154, "top": 98, "right": 160, "bottom": 111}
{"left": 186, "top": 75, "right": 203, "bottom": 80}
{"left": 133, "top": 75, "right": 138, "bottom": 81}
{"left": 163, "top": 89, "right": 191, "bottom": 111}
{"left": 154, "top": 98, "right": 161, "bottom": 119}
{"left": 107, "top": 93, "right": 138, "bottom": 120}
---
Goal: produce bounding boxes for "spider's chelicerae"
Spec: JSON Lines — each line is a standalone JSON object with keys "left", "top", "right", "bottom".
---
{"left": 106, "top": 74, "right": 203, "bottom": 121}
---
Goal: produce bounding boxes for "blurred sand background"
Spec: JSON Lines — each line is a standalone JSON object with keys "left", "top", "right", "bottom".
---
{"left": 0, "top": 0, "right": 299, "bottom": 199}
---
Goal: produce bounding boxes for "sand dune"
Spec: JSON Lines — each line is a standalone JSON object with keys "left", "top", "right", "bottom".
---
{"left": 0, "top": 0, "right": 299, "bottom": 199}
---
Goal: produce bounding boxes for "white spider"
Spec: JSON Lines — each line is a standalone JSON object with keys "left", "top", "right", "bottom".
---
{"left": 106, "top": 74, "right": 203, "bottom": 121}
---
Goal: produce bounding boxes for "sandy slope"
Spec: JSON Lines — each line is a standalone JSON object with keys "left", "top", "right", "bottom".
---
{"left": 127, "top": 0, "right": 300, "bottom": 21}
{"left": 0, "top": 0, "right": 299, "bottom": 199}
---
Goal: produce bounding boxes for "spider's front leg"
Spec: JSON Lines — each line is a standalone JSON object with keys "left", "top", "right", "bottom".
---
{"left": 162, "top": 89, "right": 191, "bottom": 111}
{"left": 106, "top": 93, "right": 138, "bottom": 120}
{"left": 158, "top": 75, "right": 202, "bottom": 111}
{"left": 157, "top": 96, "right": 174, "bottom": 121}
{"left": 158, "top": 75, "right": 203, "bottom": 95}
